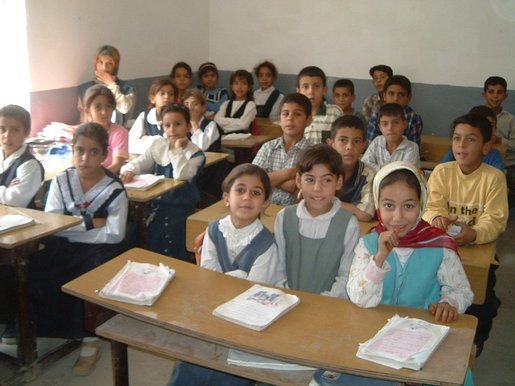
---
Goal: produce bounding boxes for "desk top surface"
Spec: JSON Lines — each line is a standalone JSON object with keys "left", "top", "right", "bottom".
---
{"left": 0, "top": 205, "right": 81, "bottom": 249}
{"left": 126, "top": 178, "right": 185, "bottom": 202}
{"left": 63, "top": 248, "right": 476, "bottom": 386}
{"left": 222, "top": 135, "right": 275, "bottom": 148}
{"left": 204, "top": 151, "right": 229, "bottom": 167}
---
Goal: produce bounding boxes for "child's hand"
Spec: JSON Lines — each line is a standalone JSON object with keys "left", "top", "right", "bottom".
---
{"left": 8, "top": 177, "right": 20, "bottom": 187}
{"left": 432, "top": 215, "right": 456, "bottom": 230}
{"left": 95, "top": 70, "right": 115, "bottom": 85}
{"left": 429, "top": 302, "right": 458, "bottom": 322}
{"left": 120, "top": 171, "right": 134, "bottom": 183}
{"left": 173, "top": 137, "right": 189, "bottom": 149}
{"left": 375, "top": 229, "right": 399, "bottom": 267}
{"left": 453, "top": 222, "right": 477, "bottom": 245}
{"left": 92, "top": 218, "right": 107, "bottom": 228}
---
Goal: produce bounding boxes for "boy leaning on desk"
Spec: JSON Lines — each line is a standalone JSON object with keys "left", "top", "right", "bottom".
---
{"left": 0, "top": 105, "right": 44, "bottom": 344}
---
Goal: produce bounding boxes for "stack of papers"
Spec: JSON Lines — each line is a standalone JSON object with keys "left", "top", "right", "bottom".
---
{"left": 213, "top": 284, "right": 300, "bottom": 331}
{"left": 222, "top": 133, "right": 252, "bottom": 141}
{"left": 99, "top": 260, "right": 175, "bottom": 306}
{"left": 356, "top": 315, "right": 450, "bottom": 370}
{"left": 0, "top": 214, "right": 35, "bottom": 235}
{"left": 124, "top": 174, "right": 165, "bottom": 191}
{"left": 227, "top": 349, "right": 314, "bottom": 371}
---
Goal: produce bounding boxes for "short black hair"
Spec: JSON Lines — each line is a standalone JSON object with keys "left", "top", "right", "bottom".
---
{"left": 330, "top": 115, "right": 365, "bottom": 140}
{"left": 333, "top": 79, "right": 355, "bottom": 95}
{"left": 229, "top": 70, "right": 254, "bottom": 101}
{"left": 369, "top": 65, "right": 393, "bottom": 78}
{"left": 384, "top": 75, "right": 412, "bottom": 95}
{"left": 222, "top": 163, "right": 272, "bottom": 200}
{"left": 296, "top": 144, "right": 344, "bottom": 177}
{"left": 279, "top": 93, "right": 312, "bottom": 118}
{"left": 468, "top": 105, "right": 496, "bottom": 121}
{"left": 0, "top": 104, "right": 31, "bottom": 133}
{"left": 379, "top": 169, "right": 421, "bottom": 201}
{"left": 73, "top": 122, "right": 109, "bottom": 155}
{"left": 161, "top": 103, "right": 191, "bottom": 123}
{"left": 297, "top": 66, "right": 327, "bottom": 87}
{"left": 452, "top": 113, "right": 492, "bottom": 142}
{"left": 170, "top": 62, "right": 193, "bottom": 78}
{"left": 378, "top": 103, "right": 406, "bottom": 120}
{"left": 198, "top": 62, "right": 218, "bottom": 78}
{"left": 483, "top": 76, "right": 507, "bottom": 92}
{"left": 254, "top": 60, "right": 278, "bottom": 79}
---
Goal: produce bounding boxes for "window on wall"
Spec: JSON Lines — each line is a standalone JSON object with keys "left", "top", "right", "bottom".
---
{"left": 0, "top": 0, "right": 29, "bottom": 109}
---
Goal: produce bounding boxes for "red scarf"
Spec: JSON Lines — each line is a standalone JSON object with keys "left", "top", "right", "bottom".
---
{"left": 373, "top": 212, "right": 459, "bottom": 254}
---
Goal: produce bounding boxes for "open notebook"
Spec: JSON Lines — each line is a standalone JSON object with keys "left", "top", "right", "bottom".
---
{"left": 213, "top": 284, "right": 300, "bottom": 331}
{"left": 0, "top": 214, "right": 35, "bottom": 235}
{"left": 124, "top": 174, "right": 165, "bottom": 191}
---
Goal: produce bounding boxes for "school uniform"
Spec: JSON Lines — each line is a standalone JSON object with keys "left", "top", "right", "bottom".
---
{"left": 29, "top": 167, "right": 129, "bottom": 338}
{"left": 215, "top": 99, "right": 257, "bottom": 133}
{"left": 253, "top": 86, "right": 283, "bottom": 121}
{"left": 303, "top": 103, "right": 343, "bottom": 144}
{"left": 190, "top": 117, "right": 222, "bottom": 152}
{"left": 129, "top": 108, "right": 164, "bottom": 154}
{"left": 361, "top": 135, "right": 420, "bottom": 171}
{"left": 198, "top": 86, "right": 229, "bottom": 115}
{"left": 121, "top": 138, "right": 205, "bottom": 260}
{"left": 336, "top": 160, "right": 376, "bottom": 218}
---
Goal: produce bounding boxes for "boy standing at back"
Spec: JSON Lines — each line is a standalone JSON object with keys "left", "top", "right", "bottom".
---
{"left": 423, "top": 113, "right": 508, "bottom": 356}
{"left": 362, "top": 103, "right": 420, "bottom": 170}
{"left": 361, "top": 64, "right": 393, "bottom": 121}
{"left": 297, "top": 66, "right": 342, "bottom": 144}
{"left": 253, "top": 93, "right": 312, "bottom": 205}
{"left": 482, "top": 76, "right": 515, "bottom": 208}
{"left": 367, "top": 75, "right": 423, "bottom": 148}
{"left": 332, "top": 79, "right": 366, "bottom": 124}
{"left": 327, "top": 115, "right": 376, "bottom": 221}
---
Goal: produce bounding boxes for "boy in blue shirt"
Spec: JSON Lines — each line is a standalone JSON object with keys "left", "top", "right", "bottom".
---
{"left": 197, "top": 62, "right": 229, "bottom": 118}
{"left": 367, "top": 75, "right": 423, "bottom": 148}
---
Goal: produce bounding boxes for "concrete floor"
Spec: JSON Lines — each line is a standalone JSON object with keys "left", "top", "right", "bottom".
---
{"left": 1, "top": 216, "right": 514, "bottom": 385}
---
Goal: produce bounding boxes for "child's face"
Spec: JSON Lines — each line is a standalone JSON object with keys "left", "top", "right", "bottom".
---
{"left": 379, "top": 114, "right": 406, "bottom": 143}
{"left": 378, "top": 180, "right": 420, "bottom": 237}
{"left": 232, "top": 77, "right": 250, "bottom": 101}
{"left": 151, "top": 85, "right": 175, "bottom": 109}
{"left": 201, "top": 71, "right": 218, "bottom": 90}
{"left": 332, "top": 87, "right": 355, "bottom": 112}
{"left": 183, "top": 96, "right": 206, "bottom": 122}
{"left": 86, "top": 95, "right": 114, "bottom": 129}
{"left": 0, "top": 116, "right": 29, "bottom": 158}
{"left": 162, "top": 112, "right": 190, "bottom": 142}
{"left": 372, "top": 70, "right": 390, "bottom": 92}
{"left": 384, "top": 85, "right": 411, "bottom": 107}
{"left": 279, "top": 102, "right": 311, "bottom": 138}
{"left": 327, "top": 127, "right": 365, "bottom": 167}
{"left": 297, "top": 76, "right": 327, "bottom": 109}
{"left": 296, "top": 163, "right": 343, "bottom": 217}
{"left": 257, "top": 67, "right": 274, "bottom": 90}
{"left": 95, "top": 55, "right": 116, "bottom": 75}
{"left": 482, "top": 85, "right": 507, "bottom": 110}
{"left": 452, "top": 123, "right": 488, "bottom": 174}
{"left": 173, "top": 68, "right": 193, "bottom": 93}
{"left": 72, "top": 135, "right": 106, "bottom": 179}
{"left": 223, "top": 174, "right": 270, "bottom": 229}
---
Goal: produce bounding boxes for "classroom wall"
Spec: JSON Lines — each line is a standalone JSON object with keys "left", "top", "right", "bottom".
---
{"left": 26, "top": 0, "right": 515, "bottom": 136}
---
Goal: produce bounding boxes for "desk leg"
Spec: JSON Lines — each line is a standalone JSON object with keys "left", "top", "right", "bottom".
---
{"left": 111, "top": 340, "right": 129, "bottom": 386}
{"left": 233, "top": 148, "right": 252, "bottom": 165}
{"left": 129, "top": 201, "right": 148, "bottom": 248}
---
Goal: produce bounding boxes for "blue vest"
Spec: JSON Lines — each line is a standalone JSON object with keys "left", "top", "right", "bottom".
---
{"left": 207, "top": 219, "right": 274, "bottom": 273}
{"left": 0, "top": 148, "right": 44, "bottom": 187}
{"left": 363, "top": 232, "right": 442, "bottom": 309}
{"left": 200, "top": 118, "right": 222, "bottom": 152}
{"left": 143, "top": 109, "right": 162, "bottom": 137}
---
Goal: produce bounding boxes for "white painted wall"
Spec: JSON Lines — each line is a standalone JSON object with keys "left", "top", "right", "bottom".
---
{"left": 26, "top": 0, "right": 210, "bottom": 91}
{"left": 209, "top": 0, "right": 515, "bottom": 88}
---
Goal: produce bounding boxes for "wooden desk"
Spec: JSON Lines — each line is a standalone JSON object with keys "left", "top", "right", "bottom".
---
{"left": 126, "top": 178, "right": 185, "bottom": 247}
{"left": 222, "top": 135, "right": 275, "bottom": 164}
{"left": 0, "top": 205, "right": 81, "bottom": 366}
{"left": 254, "top": 117, "right": 282, "bottom": 137}
{"left": 186, "top": 201, "right": 492, "bottom": 304}
{"left": 63, "top": 248, "right": 477, "bottom": 386}
{"left": 204, "top": 151, "right": 229, "bottom": 167}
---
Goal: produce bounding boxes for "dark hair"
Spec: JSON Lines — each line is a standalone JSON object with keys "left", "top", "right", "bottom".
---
{"left": 296, "top": 144, "right": 344, "bottom": 177}
{"left": 254, "top": 60, "right": 278, "bottom": 79}
{"left": 222, "top": 163, "right": 272, "bottom": 200}
{"left": 229, "top": 70, "right": 254, "bottom": 100}
{"left": 170, "top": 62, "right": 193, "bottom": 78}
{"left": 330, "top": 115, "right": 365, "bottom": 140}
{"left": 182, "top": 89, "right": 206, "bottom": 106}
{"left": 469, "top": 105, "right": 496, "bottom": 121}
{"left": 73, "top": 122, "right": 109, "bottom": 155}
{"left": 483, "top": 76, "right": 507, "bottom": 92}
{"left": 160, "top": 103, "right": 191, "bottom": 123}
{"left": 83, "top": 84, "right": 116, "bottom": 109}
{"left": 297, "top": 66, "right": 327, "bottom": 87}
{"left": 369, "top": 65, "right": 393, "bottom": 78}
{"left": 0, "top": 104, "right": 31, "bottom": 132}
{"left": 332, "top": 79, "right": 355, "bottom": 95}
{"left": 147, "top": 77, "right": 178, "bottom": 108}
{"left": 452, "top": 113, "right": 492, "bottom": 142}
{"left": 379, "top": 169, "right": 421, "bottom": 201}
{"left": 198, "top": 62, "right": 218, "bottom": 78}
{"left": 378, "top": 103, "right": 406, "bottom": 120}
{"left": 279, "top": 93, "right": 312, "bottom": 118}
{"left": 384, "top": 75, "right": 412, "bottom": 95}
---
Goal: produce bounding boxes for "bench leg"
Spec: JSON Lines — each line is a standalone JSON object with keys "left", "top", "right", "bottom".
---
{"left": 111, "top": 340, "right": 129, "bottom": 386}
